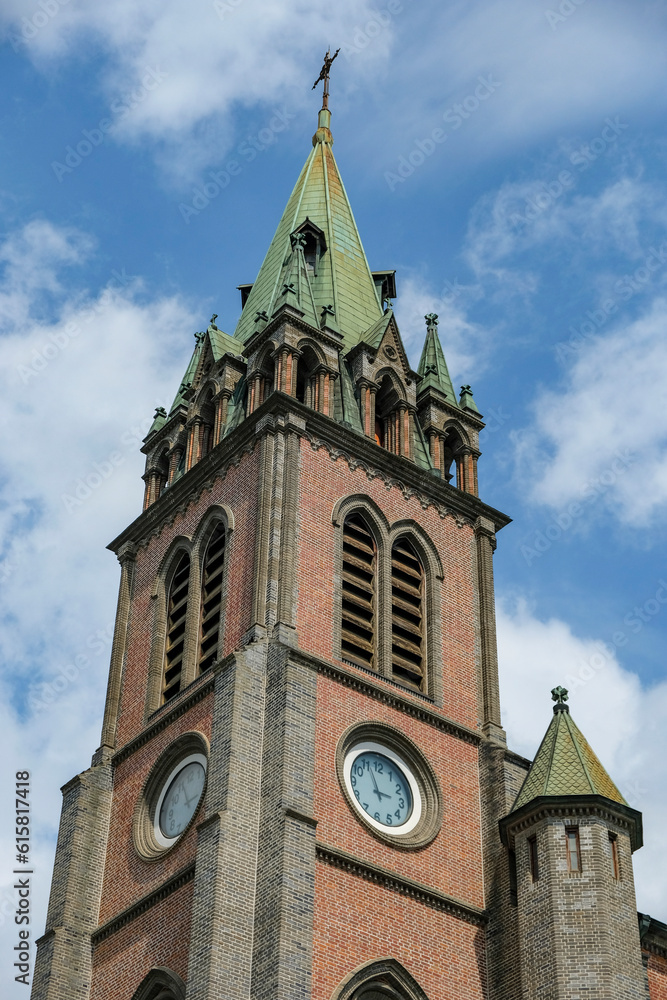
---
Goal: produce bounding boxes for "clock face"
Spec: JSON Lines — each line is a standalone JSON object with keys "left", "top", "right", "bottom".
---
{"left": 154, "top": 753, "right": 207, "bottom": 846}
{"left": 343, "top": 741, "right": 422, "bottom": 835}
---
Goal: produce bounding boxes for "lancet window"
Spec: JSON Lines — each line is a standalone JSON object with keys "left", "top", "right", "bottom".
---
{"left": 341, "top": 514, "right": 377, "bottom": 670}
{"left": 163, "top": 552, "right": 191, "bottom": 702}
{"left": 198, "top": 524, "right": 226, "bottom": 673}
{"left": 390, "top": 537, "right": 425, "bottom": 690}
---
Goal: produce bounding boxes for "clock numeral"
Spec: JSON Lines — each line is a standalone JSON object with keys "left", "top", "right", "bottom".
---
{"left": 354, "top": 789, "right": 360, "bottom": 800}
{"left": 386, "top": 813, "right": 393, "bottom": 824}
{"left": 351, "top": 775, "right": 357, "bottom": 787}
{"left": 374, "top": 761, "right": 383, "bottom": 773}
{"left": 398, "top": 798, "right": 405, "bottom": 809}
{"left": 362, "top": 802, "right": 369, "bottom": 811}
{"left": 374, "top": 811, "right": 381, "bottom": 821}
{"left": 395, "top": 783, "right": 402, "bottom": 794}
{"left": 395, "top": 809, "right": 401, "bottom": 820}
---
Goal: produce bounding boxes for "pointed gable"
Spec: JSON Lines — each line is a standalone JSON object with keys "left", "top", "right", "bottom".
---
{"left": 417, "top": 313, "right": 458, "bottom": 405}
{"left": 233, "top": 130, "right": 383, "bottom": 349}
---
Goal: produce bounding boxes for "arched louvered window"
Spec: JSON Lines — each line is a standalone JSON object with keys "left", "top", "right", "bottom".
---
{"left": 163, "top": 553, "right": 191, "bottom": 702}
{"left": 198, "top": 524, "right": 226, "bottom": 673}
{"left": 391, "top": 538, "right": 425, "bottom": 690}
{"left": 341, "top": 514, "right": 376, "bottom": 669}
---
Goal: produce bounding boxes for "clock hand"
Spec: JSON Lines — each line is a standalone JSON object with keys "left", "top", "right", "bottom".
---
{"left": 370, "top": 770, "right": 390, "bottom": 800}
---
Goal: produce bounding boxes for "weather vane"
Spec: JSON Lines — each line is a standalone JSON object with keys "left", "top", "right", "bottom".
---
{"left": 312, "top": 48, "right": 340, "bottom": 110}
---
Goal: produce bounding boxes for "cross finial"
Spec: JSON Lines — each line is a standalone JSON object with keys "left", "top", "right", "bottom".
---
{"left": 425, "top": 312, "right": 439, "bottom": 332}
{"left": 551, "top": 685, "right": 569, "bottom": 713}
{"left": 312, "top": 48, "right": 340, "bottom": 110}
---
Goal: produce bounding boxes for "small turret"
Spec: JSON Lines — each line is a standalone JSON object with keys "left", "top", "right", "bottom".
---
{"left": 500, "top": 687, "right": 645, "bottom": 1000}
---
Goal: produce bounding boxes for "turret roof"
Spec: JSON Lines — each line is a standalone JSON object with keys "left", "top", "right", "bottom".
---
{"left": 512, "top": 696, "right": 627, "bottom": 813}
{"left": 417, "top": 315, "right": 458, "bottom": 405}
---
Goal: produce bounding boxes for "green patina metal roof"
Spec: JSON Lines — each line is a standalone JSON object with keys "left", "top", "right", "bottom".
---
{"left": 417, "top": 317, "right": 458, "bottom": 405}
{"left": 512, "top": 703, "right": 627, "bottom": 813}
{"left": 207, "top": 322, "right": 245, "bottom": 362}
{"left": 233, "top": 113, "right": 383, "bottom": 349}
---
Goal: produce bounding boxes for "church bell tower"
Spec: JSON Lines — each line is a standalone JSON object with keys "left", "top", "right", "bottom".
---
{"left": 31, "top": 58, "right": 661, "bottom": 1000}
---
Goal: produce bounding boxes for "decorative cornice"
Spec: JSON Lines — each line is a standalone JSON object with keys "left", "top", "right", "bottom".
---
{"left": 640, "top": 913, "right": 667, "bottom": 959}
{"left": 113, "top": 672, "right": 215, "bottom": 765}
{"left": 499, "top": 794, "right": 643, "bottom": 852}
{"left": 286, "top": 645, "right": 481, "bottom": 747}
{"left": 316, "top": 844, "right": 486, "bottom": 926}
{"left": 91, "top": 863, "right": 195, "bottom": 945}
{"left": 110, "top": 391, "right": 510, "bottom": 553}
{"left": 504, "top": 749, "right": 532, "bottom": 771}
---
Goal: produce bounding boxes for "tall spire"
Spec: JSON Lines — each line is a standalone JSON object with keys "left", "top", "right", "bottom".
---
{"left": 233, "top": 57, "right": 383, "bottom": 348}
{"left": 417, "top": 313, "right": 458, "bottom": 404}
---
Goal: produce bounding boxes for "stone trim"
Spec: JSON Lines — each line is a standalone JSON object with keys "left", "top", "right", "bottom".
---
{"left": 639, "top": 913, "right": 667, "bottom": 959}
{"left": 499, "top": 794, "right": 644, "bottom": 851}
{"left": 113, "top": 670, "right": 216, "bottom": 765}
{"left": 91, "top": 863, "right": 196, "bottom": 945}
{"left": 287, "top": 646, "right": 481, "bottom": 746}
{"left": 108, "top": 394, "right": 510, "bottom": 553}
{"left": 316, "top": 844, "right": 486, "bottom": 926}
{"left": 335, "top": 722, "right": 443, "bottom": 849}
{"left": 504, "top": 749, "right": 531, "bottom": 771}
{"left": 333, "top": 958, "right": 429, "bottom": 1000}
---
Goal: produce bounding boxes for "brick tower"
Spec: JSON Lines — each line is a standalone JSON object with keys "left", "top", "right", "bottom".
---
{"left": 32, "top": 79, "right": 667, "bottom": 1000}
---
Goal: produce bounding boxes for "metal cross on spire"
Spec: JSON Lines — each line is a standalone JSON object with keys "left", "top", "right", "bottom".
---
{"left": 312, "top": 48, "right": 340, "bottom": 110}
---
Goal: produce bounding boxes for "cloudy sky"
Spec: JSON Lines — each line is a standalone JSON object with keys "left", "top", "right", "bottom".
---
{"left": 2, "top": 0, "right": 667, "bottom": 989}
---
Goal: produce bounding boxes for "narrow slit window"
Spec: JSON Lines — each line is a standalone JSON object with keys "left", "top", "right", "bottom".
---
{"left": 528, "top": 835, "right": 539, "bottom": 882}
{"left": 198, "top": 524, "right": 226, "bottom": 673}
{"left": 341, "top": 514, "right": 376, "bottom": 670}
{"left": 390, "top": 538, "right": 425, "bottom": 691}
{"left": 163, "top": 552, "right": 191, "bottom": 703}
{"left": 609, "top": 832, "right": 620, "bottom": 880}
{"left": 566, "top": 827, "right": 581, "bottom": 872}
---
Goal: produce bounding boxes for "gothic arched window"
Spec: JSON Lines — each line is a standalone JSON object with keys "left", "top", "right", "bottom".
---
{"left": 198, "top": 523, "right": 226, "bottom": 673}
{"left": 341, "top": 513, "right": 377, "bottom": 670}
{"left": 162, "top": 552, "right": 191, "bottom": 702}
{"left": 390, "top": 537, "right": 425, "bottom": 691}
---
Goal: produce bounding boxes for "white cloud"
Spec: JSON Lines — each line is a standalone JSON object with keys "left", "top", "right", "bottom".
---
{"left": 516, "top": 298, "right": 667, "bottom": 526}
{"left": 464, "top": 176, "right": 667, "bottom": 291}
{"left": 1, "top": 0, "right": 394, "bottom": 182}
{"left": 498, "top": 598, "right": 667, "bottom": 916}
{"left": 0, "top": 219, "right": 196, "bottom": 990}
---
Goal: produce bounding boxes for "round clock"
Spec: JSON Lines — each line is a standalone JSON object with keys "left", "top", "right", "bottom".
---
{"left": 343, "top": 741, "right": 422, "bottom": 835}
{"left": 154, "top": 752, "right": 207, "bottom": 848}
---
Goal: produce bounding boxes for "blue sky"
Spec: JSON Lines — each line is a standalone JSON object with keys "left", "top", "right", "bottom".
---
{"left": 1, "top": 0, "right": 667, "bottom": 988}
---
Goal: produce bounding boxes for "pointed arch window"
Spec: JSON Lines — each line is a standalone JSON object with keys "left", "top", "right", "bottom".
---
{"left": 341, "top": 514, "right": 376, "bottom": 670}
{"left": 163, "top": 553, "right": 191, "bottom": 702}
{"left": 390, "top": 537, "right": 425, "bottom": 690}
{"left": 198, "top": 524, "right": 226, "bottom": 673}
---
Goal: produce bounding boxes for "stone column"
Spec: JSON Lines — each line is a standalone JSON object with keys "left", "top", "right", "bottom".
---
{"left": 475, "top": 516, "right": 504, "bottom": 743}
{"left": 99, "top": 543, "right": 137, "bottom": 752}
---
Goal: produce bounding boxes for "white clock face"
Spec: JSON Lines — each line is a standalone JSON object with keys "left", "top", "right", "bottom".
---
{"left": 154, "top": 753, "right": 207, "bottom": 847}
{"left": 343, "top": 741, "right": 422, "bottom": 835}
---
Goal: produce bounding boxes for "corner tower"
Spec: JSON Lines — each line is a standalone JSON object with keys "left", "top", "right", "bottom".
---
{"left": 500, "top": 687, "right": 646, "bottom": 1000}
{"left": 33, "top": 74, "right": 512, "bottom": 1000}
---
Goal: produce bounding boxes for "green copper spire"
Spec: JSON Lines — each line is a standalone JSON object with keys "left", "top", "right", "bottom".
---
{"left": 511, "top": 688, "right": 628, "bottom": 812}
{"left": 233, "top": 64, "right": 383, "bottom": 348}
{"left": 417, "top": 314, "right": 458, "bottom": 404}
